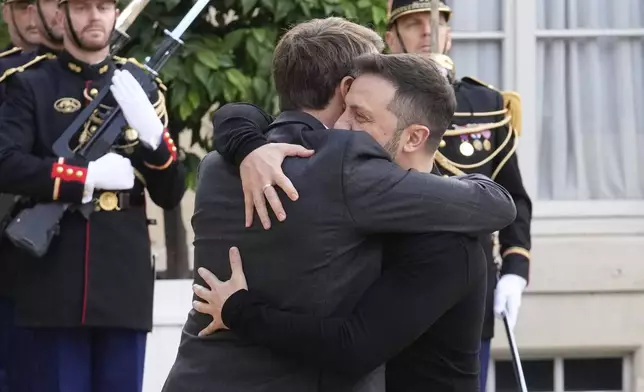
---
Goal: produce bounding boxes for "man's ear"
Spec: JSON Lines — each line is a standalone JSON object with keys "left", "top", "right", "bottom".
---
{"left": 340, "top": 75, "right": 354, "bottom": 99}
{"left": 385, "top": 29, "right": 396, "bottom": 52}
{"left": 2, "top": 5, "right": 10, "bottom": 25}
{"left": 445, "top": 26, "right": 452, "bottom": 53}
{"left": 402, "top": 124, "right": 430, "bottom": 153}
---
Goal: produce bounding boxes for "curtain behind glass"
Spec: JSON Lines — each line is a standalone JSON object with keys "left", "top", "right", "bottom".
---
{"left": 537, "top": 0, "right": 644, "bottom": 200}
{"left": 449, "top": 0, "right": 504, "bottom": 88}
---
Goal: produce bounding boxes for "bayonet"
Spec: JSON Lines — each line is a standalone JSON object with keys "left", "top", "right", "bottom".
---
{"left": 110, "top": 0, "right": 151, "bottom": 54}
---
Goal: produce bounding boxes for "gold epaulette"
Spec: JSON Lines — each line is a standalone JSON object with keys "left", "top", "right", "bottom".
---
{"left": 0, "top": 53, "right": 56, "bottom": 84}
{"left": 0, "top": 46, "right": 21, "bottom": 59}
{"left": 502, "top": 90, "right": 522, "bottom": 136}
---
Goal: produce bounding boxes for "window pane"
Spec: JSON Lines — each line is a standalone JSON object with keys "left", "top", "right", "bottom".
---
{"left": 563, "top": 358, "right": 623, "bottom": 391}
{"left": 451, "top": 42, "right": 503, "bottom": 88}
{"left": 536, "top": 0, "right": 644, "bottom": 200}
{"left": 495, "top": 359, "right": 554, "bottom": 392}
{"left": 450, "top": 0, "right": 503, "bottom": 32}
{"left": 538, "top": 0, "right": 643, "bottom": 29}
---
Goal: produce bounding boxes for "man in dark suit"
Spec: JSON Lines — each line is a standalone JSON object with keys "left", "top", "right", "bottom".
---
{"left": 162, "top": 17, "right": 515, "bottom": 392}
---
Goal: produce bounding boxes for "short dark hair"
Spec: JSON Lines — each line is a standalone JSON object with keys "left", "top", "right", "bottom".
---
{"left": 272, "top": 17, "right": 385, "bottom": 111}
{"left": 350, "top": 53, "right": 456, "bottom": 151}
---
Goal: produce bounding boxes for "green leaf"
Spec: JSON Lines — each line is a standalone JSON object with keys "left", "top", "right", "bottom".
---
{"left": 245, "top": 38, "right": 261, "bottom": 62}
{"left": 188, "top": 90, "right": 200, "bottom": 109}
{"left": 343, "top": 2, "right": 357, "bottom": 19}
{"left": 260, "top": 0, "right": 275, "bottom": 12}
{"left": 222, "top": 29, "right": 247, "bottom": 52}
{"left": 274, "top": 0, "right": 295, "bottom": 20}
{"left": 251, "top": 28, "right": 266, "bottom": 43}
{"left": 372, "top": 6, "right": 386, "bottom": 25}
{"left": 225, "top": 68, "right": 250, "bottom": 92}
{"left": 206, "top": 73, "right": 223, "bottom": 101}
{"left": 223, "top": 83, "right": 236, "bottom": 102}
{"left": 252, "top": 77, "right": 268, "bottom": 100}
{"left": 357, "top": 0, "right": 371, "bottom": 8}
{"left": 195, "top": 50, "right": 220, "bottom": 70}
{"left": 299, "top": 2, "right": 311, "bottom": 17}
{"left": 170, "top": 82, "right": 187, "bottom": 110}
{"left": 217, "top": 54, "right": 234, "bottom": 68}
{"left": 179, "top": 100, "right": 193, "bottom": 121}
{"left": 241, "top": 0, "right": 258, "bottom": 15}
{"left": 193, "top": 62, "right": 210, "bottom": 87}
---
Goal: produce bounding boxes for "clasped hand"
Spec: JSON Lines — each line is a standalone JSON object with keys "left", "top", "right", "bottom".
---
{"left": 192, "top": 247, "right": 248, "bottom": 337}
{"left": 240, "top": 144, "right": 314, "bottom": 229}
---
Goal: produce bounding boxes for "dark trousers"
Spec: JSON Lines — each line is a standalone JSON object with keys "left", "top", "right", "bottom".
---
{"left": 14, "top": 327, "right": 147, "bottom": 392}
{"left": 479, "top": 339, "right": 491, "bottom": 392}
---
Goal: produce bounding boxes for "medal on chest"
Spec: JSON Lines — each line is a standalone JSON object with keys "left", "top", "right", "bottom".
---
{"left": 459, "top": 134, "right": 474, "bottom": 156}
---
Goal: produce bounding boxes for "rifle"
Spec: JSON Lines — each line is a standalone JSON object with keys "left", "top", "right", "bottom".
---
{"left": 109, "top": 0, "right": 151, "bottom": 55}
{"left": 430, "top": 0, "right": 440, "bottom": 54}
{"left": 4, "top": 0, "right": 211, "bottom": 258}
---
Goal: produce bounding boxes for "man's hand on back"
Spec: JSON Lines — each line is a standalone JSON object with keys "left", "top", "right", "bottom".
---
{"left": 240, "top": 143, "right": 314, "bottom": 229}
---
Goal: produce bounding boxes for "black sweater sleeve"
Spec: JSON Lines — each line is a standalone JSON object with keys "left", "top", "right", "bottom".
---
{"left": 211, "top": 103, "right": 274, "bottom": 166}
{"left": 221, "top": 233, "right": 480, "bottom": 376}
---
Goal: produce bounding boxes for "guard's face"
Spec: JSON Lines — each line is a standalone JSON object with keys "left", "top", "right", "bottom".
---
{"left": 64, "top": 0, "right": 116, "bottom": 50}
{"left": 335, "top": 74, "right": 405, "bottom": 160}
{"left": 31, "top": 0, "right": 63, "bottom": 40}
{"left": 386, "top": 12, "right": 451, "bottom": 55}
{"left": 3, "top": 2, "right": 40, "bottom": 46}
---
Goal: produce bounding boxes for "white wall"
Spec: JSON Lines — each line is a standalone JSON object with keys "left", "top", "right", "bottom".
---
{"left": 143, "top": 280, "right": 193, "bottom": 392}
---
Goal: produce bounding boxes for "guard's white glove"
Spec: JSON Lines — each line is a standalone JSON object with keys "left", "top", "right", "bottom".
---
{"left": 493, "top": 274, "right": 527, "bottom": 331}
{"left": 110, "top": 69, "right": 164, "bottom": 150}
{"left": 82, "top": 152, "right": 135, "bottom": 203}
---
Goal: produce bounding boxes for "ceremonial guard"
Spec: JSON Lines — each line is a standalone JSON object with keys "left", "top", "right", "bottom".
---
{"left": 0, "top": 1, "right": 41, "bottom": 390}
{"left": 0, "top": 0, "right": 186, "bottom": 391}
{"left": 386, "top": 1, "right": 533, "bottom": 390}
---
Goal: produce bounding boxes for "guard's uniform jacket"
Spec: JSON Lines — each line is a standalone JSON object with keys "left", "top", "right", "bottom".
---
{"left": 0, "top": 45, "right": 56, "bottom": 105}
{"left": 0, "top": 50, "right": 186, "bottom": 331}
{"left": 435, "top": 77, "right": 532, "bottom": 340}
{"left": 0, "top": 44, "right": 56, "bottom": 298}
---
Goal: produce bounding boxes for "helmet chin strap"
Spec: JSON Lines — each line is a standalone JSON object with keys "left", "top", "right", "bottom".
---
{"left": 36, "top": 0, "right": 62, "bottom": 45}
{"left": 9, "top": 9, "right": 29, "bottom": 47}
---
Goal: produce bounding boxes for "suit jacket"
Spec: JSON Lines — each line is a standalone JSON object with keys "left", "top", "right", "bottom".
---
{"left": 162, "top": 105, "right": 516, "bottom": 392}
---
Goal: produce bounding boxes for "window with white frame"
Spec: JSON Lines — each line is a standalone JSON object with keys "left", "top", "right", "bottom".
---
{"left": 449, "top": 0, "right": 505, "bottom": 89}
{"left": 535, "top": 0, "right": 644, "bottom": 201}
{"left": 489, "top": 356, "right": 631, "bottom": 392}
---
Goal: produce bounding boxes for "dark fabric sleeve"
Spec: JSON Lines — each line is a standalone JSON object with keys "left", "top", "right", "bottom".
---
{"left": 340, "top": 131, "right": 517, "bottom": 234}
{"left": 134, "top": 131, "right": 186, "bottom": 209}
{"left": 491, "top": 93, "right": 532, "bottom": 281}
{"left": 222, "top": 234, "right": 479, "bottom": 376}
{"left": 211, "top": 103, "right": 274, "bottom": 166}
{"left": 0, "top": 75, "right": 88, "bottom": 203}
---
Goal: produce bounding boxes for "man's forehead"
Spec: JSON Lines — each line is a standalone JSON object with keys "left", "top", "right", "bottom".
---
{"left": 346, "top": 74, "right": 396, "bottom": 110}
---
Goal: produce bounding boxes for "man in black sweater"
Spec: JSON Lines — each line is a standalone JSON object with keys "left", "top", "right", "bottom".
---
{"left": 190, "top": 54, "right": 493, "bottom": 392}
